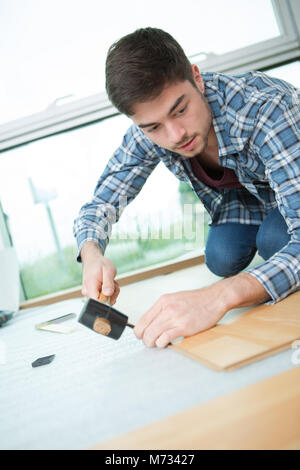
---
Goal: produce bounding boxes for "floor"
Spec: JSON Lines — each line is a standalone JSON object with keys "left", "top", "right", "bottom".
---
{"left": 3, "top": 253, "right": 296, "bottom": 450}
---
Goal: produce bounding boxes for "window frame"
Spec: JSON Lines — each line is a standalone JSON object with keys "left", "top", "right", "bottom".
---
{"left": 0, "top": 0, "right": 299, "bottom": 152}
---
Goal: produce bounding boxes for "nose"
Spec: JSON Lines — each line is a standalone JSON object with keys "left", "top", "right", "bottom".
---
{"left": 166, "top": 122, "right": 186, "bottom": 146}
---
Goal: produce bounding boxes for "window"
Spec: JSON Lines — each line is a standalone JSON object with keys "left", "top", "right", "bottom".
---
{"left": 265, "top": 60, "right": 300, "bottom": 88}
{"left": 1, "top": 0, "right": 298, "bottom": 149}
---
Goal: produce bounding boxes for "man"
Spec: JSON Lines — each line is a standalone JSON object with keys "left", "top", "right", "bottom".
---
{"left": 73, "top": 28, "right": 300, "bottom": 348}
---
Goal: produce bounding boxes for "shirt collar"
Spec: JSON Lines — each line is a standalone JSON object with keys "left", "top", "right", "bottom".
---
{"left": 203, "top": 73, "right": 252, "bottom": 157}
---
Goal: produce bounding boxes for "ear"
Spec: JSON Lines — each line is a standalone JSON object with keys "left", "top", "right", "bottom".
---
{"left": 191, "top": 64, "right": 205, "bottom": 94}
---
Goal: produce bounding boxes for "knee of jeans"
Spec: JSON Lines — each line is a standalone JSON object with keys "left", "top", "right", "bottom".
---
{"left": 256, "top": 223, "right": 290, "bottom": 260}
{"left": 205, "top": 244, "right": 245, "bottom": 277}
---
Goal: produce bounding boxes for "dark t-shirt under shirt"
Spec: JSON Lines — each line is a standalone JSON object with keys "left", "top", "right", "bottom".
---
{"left": 190, "top": 155, "right": 243, "bottom": 189}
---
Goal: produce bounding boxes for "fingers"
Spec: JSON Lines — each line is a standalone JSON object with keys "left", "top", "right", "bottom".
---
{"left": 135, "top": 317, "right": 183, "bottom": 348}
{"left": 138, "top": 318, "right": 171, "bottom": 347}
{"left": 134, "top": 294, "right": 185, "bottom": 348}
{"left": 81, "top": 257, "right": 119, "bottom": 303}
{"left": 85, "top": 281, "right": 119, "bottom": 305}
{"left": 155, "top": 328, "right": 183, "bottom": 348}
{"left": 81, "top": 279, "right": 101, "bottom": 300}
{"left": 134, "top": 295, "right": 168, "bottom": 340}
{"left": 101, "top": 264, "right": 116, "bottom": 297}
{"left": 109, "top": 280, "right": 120, "bottom": 306}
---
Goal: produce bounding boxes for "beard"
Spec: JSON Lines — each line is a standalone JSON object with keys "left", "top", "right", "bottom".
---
{"left": 173, "top": 130, "right": 209, "bottom": 158}
{"left": 173, "top": 92, "right": 212, "bottom": 158}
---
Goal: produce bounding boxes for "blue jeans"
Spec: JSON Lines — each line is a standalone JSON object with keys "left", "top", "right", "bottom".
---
{"left": 205, "top": 208, "right": 291, "bottom": 277}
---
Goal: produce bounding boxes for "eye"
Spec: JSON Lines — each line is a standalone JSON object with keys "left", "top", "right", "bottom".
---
{"left": 147, "top": 125, "right": 159, "bottom": 133}
{"left": 176, "top": 105, "right": 187, "bottom": 116}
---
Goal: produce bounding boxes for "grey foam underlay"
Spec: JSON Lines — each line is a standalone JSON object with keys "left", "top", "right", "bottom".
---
{"left": 0, "top": 298, "right": 296, "bottom": 450}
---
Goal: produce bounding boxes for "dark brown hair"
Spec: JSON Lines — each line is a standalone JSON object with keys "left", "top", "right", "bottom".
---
{"left": 105, "top": 27, "right": 195, "bottom": 116}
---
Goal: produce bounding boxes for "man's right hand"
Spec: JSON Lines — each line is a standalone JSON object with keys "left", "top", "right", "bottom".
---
{"left": 80, "top": 241, "right": 120, "bottom": 305}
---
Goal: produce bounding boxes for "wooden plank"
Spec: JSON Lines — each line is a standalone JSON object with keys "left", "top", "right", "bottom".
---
{"left": 91, "top": 367, "right": 300, "bottom": 450}
{"left": 170, "top": 290, "right": 300, "bottom": 371}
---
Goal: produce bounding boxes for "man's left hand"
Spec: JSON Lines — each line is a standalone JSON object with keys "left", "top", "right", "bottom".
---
{"left": 133, "top": 272, "right": 270, "bottom": 348}
{"left": 133, "top": 286, "right": 229, "bottom": 348}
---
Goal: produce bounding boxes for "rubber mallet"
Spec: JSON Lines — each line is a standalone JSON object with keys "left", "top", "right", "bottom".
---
{"left": 78, "top": 292, "right": 134, "bottom": 340}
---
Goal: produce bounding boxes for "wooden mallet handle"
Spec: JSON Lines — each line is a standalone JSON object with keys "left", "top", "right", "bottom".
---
{"left": 98, "top": 291, "right": 110, "bottom": 304}
{"left": 98, "top": 291, "right": 134, "bottom": 328}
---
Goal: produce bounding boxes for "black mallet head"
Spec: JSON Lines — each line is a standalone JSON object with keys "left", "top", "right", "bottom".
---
{"left": 78, "top": 298, "right": 134, "bottom": 340}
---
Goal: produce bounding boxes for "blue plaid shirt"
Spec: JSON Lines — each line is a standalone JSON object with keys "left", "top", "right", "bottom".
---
{"left": 73, "top": 71, "right": 300, "bottom": 305}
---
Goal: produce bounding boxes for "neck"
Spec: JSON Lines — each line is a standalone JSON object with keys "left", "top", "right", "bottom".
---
{"left": 204, "top": 124, "right": 218, "bottom": 158}
{"left": 197, "top": 124, "right": 221, "bottom": 170}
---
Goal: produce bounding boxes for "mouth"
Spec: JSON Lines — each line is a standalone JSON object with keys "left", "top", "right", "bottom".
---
{"left": 178, "top": 136, "right": 197, "bottom": 151}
